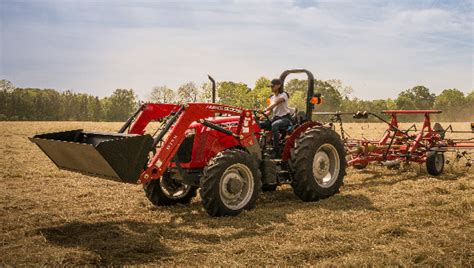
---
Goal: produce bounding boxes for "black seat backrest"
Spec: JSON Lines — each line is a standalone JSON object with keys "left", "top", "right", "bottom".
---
{"left": 290, "top": 107, "right": 299, "bottom": 125}
{"left": 297, "top": 110, "right": 306, "bottom": 124}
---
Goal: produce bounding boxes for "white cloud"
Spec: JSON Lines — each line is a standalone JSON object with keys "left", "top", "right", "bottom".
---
{"left": 1, "top": 0, "right": 472, "bottom": 100}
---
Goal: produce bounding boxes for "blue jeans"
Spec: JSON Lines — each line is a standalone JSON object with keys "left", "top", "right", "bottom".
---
{"left": 258, "top": 117, "right": 291, "bottom": 155}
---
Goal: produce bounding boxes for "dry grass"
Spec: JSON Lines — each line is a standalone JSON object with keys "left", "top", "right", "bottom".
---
{"left": 0, "top": 121, "right": 473, "bottom": 266}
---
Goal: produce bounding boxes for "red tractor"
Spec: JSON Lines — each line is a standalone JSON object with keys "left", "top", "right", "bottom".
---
{"left": 30, "top": 69, "right": 347, "bottom": 216}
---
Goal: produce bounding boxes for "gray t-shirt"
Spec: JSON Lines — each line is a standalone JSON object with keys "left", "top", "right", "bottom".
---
{"left": 270, "top": 92, "right": 291, "bottom": 117}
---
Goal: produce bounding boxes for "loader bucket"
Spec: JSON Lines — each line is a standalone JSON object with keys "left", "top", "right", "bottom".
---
{"left": 29, "top": 130, "right": 153, "bottom": 183}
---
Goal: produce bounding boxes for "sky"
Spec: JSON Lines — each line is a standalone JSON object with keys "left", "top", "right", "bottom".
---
{"left": 1, "top": 0, "right": 473, "bottom": 100}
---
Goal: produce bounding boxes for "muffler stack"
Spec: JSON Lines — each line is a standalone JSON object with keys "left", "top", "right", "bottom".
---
{"left": 29, "top": 130, "right": 153, "bottom": 183}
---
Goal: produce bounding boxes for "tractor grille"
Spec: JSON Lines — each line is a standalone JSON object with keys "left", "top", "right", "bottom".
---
{"left": 177, "top": 134, "right": 195, "bottom": 163}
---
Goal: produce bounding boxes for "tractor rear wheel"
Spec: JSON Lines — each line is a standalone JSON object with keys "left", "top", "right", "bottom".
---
{"left": 290, "top": 127, "right": 346, "bottom": 201}
{"left": 200, "top": 149, "right": 261, "bottom": 216}
{"left": 143, "top": 173, "right": 197, "bottom": 206}
{"left": 426, "top": 151, "right": 444, "bottom": 176}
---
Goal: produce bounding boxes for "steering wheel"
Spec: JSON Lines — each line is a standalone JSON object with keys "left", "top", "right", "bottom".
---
{"left": 253, "top": 109, "right": 271, "bottom": 122}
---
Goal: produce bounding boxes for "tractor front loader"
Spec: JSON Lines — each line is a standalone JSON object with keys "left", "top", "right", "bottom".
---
{"left": 30, "top": 69, "right": 347, "bottom": 217}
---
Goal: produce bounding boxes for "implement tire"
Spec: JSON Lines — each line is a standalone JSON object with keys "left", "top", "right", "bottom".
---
{"left": 426, "top": 151, "right": 444, "bottom": 176}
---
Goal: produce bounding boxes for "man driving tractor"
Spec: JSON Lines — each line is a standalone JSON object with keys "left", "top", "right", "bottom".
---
{"left": 258, "top": 78, "right": 292, "bottom": 158}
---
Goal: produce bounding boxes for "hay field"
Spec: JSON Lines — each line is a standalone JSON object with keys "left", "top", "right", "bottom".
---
{"left": 0, "top": 121, "right": 472, "bottom": 266}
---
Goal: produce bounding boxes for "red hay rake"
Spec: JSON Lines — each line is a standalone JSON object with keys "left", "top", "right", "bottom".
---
{"left": 315, "top": 110, "right": 474, "bottom": 175}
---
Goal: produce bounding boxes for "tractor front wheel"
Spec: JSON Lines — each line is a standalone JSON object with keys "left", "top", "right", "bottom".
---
{"left": 143, "top": 173, "right": 197, "bottom": 206}
{"left": 200, "top": 149, "right": 261, "bottom": 216}
{"left": 290, "top": 127, "right": 346, "bottom": 201}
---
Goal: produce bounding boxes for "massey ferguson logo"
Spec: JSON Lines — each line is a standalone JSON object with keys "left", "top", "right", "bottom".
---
{"left": 220, "top": 121, "right": 239, "bottom": 127}
{"left": 206, "top": 105, "right": 242, "bottom": 114}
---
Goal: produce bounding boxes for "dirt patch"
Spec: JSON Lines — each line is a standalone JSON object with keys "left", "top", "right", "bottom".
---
{"left": 0, "top": 121, "right": 472, "bottom": 265}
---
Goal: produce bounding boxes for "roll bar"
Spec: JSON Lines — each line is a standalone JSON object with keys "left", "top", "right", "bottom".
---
{"left": 279, "top": 69, "right": 315, "bottom": 121}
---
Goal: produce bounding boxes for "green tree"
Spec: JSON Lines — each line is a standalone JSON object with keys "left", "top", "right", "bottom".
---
{"left": 88, "top": 96, "right": 103, "bottom": 121}
{"left": 36, "top": 89, "right": 61, "bottom": 120}
{"left": 149, "top": 86, "right": 176, "bottom": 103}
{"left": 461, "top": 90, "right": 473, "bottom": 121}
{"left": 326, "top": 79, "right": 353, "bottom": 99}
{"left": 217, "top": 81, "right": 252, "bottom": 108}
{"left": 396, "top": 85, "right": 435, "bottom": 110}
{"left": 77, "top": 94, "right": 89, "bottom": 120}
{"left": 1, "top": 78, "right": 472, "bottom": 123}
{"left": 177, "top": 82, "right": 198, "bottom": 103}
{"left": 0, "top": 80, "right": 15, "bottom": 119}
{"left": 434, "top": 89, "right": 466, "bottom": 121}
{"left": 284, "top": 79, "right": 307, "bottom": 96}
{"left": 250, "top": 77, "right": 271, "bottom": 108}
{"left": 467, "top": 91, "right": 474, "bottom": 101}
{"left": 288, "top": 90, "right": 306, "bottom": 112}
{"left": 314, "top": 80, "right": 343, "bottom": 112}
{"left": 104, "top": 89, "right": 137, "bottom": 121}
{"left": 386, "top": 98, "right": 397, "bottom": 110}
{"left": 0, "top": 79, "right": 15, "bottom": 93}
{"left": 199, "top": 82, "right": 213, "bottom": 103}
{"left": 280, "top": 79, "right": 306, "bottom": 111}
{"left": 281, "top": 79, "right": 343, "bottom": 112}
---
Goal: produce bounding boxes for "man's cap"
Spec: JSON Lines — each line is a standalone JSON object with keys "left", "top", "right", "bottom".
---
{"left": 270, "top": 78, "right": 282, "bottom": 86}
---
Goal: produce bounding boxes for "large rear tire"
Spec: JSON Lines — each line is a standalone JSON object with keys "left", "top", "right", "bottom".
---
{"left": 290, "top": 127, "right": 346, "bottom": 201}
{"left": 200, "top": 149, "right": 261, "bottom": 216}
{"left": 143, "top": 173, "right": 197, "bottom": 206}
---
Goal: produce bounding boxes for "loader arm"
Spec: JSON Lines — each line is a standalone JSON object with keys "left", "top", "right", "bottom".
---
{"left": 136, "top": 103, "right": 258, "bottom": 183}
{"left": 128, "top": 103, "right": 181, "bottom": 135}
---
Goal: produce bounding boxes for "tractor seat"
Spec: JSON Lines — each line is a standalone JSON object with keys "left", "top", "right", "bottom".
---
{"left": 289, "top": 107, "right": 298, "bottom": 125}
{"left": 283, "top": 107, "right": 298, "bottom": 134}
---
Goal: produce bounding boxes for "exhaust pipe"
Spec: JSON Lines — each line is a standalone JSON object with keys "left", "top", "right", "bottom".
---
{"left": 208, "top": 75, "right": 216, "bottom": 103}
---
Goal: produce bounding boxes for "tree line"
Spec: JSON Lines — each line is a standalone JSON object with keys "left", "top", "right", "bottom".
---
{"left": 0, "top": 80, "right": 136, "bottom": 121}
{"left": 1, "top": 78, "right": 472, "bottom": 122}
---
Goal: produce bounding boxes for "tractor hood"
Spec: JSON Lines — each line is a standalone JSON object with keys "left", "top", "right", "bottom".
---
{"left": 189, "top": 116, "right": 261, "bottom": 133}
